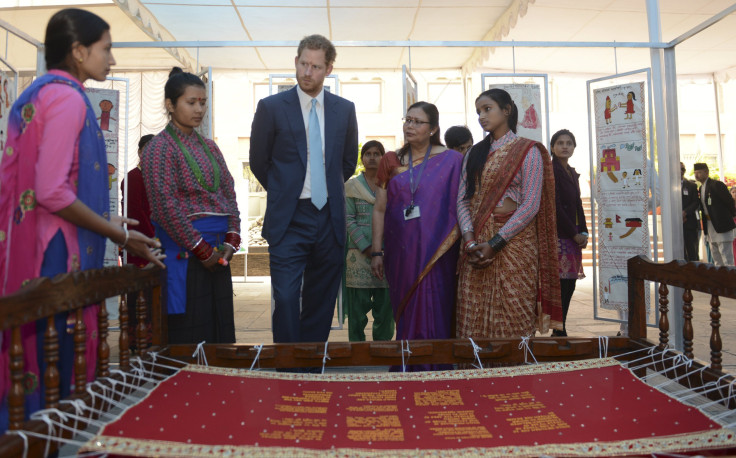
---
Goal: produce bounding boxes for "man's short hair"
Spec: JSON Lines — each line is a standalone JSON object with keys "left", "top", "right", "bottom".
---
{"left": 693, "top": 162, "right": 709, "bottom": 172}
{"left": 297, "top": 34, "right": 336, "bottom": 66}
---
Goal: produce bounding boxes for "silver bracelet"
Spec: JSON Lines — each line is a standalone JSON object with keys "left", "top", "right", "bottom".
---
{"left": 223, "top": 242, "right": 237, "bottom": 252}
{"left": 118, "top": 227, "right": 130, "bottom": 248}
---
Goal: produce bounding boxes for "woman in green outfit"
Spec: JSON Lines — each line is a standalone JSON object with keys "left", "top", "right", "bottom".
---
{"left": 344, "top": 141, "right": 395, "bottom": 341}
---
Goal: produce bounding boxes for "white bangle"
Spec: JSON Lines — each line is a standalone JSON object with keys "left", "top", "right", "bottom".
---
{"left": 118, "top": 227, "right": 129, "bottom": 248}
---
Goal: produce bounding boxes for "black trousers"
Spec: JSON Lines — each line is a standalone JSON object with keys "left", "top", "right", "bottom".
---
{"left": 559, "top": 278, "right": 577, "bottom": 331}
{"left": 683, "top": 227, "right": 700, "bottom": 262}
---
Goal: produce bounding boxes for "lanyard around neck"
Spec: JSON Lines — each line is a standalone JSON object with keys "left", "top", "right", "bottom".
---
{"left": 407, "top": 143, "right": 433, "bottom": 205}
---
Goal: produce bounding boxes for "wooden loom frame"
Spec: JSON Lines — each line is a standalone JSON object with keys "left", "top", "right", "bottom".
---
{"left": 0, "top": 256, "right": 735, "bottom": 456}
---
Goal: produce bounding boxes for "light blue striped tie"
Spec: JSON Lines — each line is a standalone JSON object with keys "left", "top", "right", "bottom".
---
{"left": 309, "top": 98, "right": 327, "bottom": 210}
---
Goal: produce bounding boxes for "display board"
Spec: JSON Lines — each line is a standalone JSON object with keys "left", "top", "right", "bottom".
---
{"left": 481, "top": 74, "right": 550, "bottom": 145}
{"left": 587, "top": 70, "right": 655, "bottom": 328}
{"left": 402, "top": 64, "right": 418, "bottom": 115}
{"left": 0, "top": 66, "right": 17, "bottom": 157}
{"left": 86, "top": 87, "right": 120, "bottom": 268}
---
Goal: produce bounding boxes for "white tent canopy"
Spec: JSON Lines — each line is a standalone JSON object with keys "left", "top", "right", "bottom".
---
{"left": 1, "top": 0, "right": 735, "bottom": 78}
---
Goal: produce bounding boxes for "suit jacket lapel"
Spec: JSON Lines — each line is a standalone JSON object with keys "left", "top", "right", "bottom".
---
{"left": 284, "top": 87, "right": 307, "bottom": 168}
{"left": 324, "top": 91, "right": 338, "bottom": 165}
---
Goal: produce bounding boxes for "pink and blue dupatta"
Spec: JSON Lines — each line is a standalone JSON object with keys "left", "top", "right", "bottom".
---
{"left": 0, "top": 73, "right": 108, "bottom": 431}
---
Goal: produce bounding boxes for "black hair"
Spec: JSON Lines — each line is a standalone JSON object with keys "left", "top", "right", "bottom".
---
{"left": 138, "top": 134, "right": 155, "bottom": 150}
{"left": 444, "top": 125, "right": 473, "bottom": 150}
{"left": 464, "top": 89, "right": 518, "bottom": 199}
{"left": 361, "top": 140, "right": 385, "bottom": 158}
{"left": 627, "top": 91, "right": 636, "bottom": 101}
{"left": 45, "top": 8, "right": 110, "bottom": 71}
{"left": 165, "top": 67, "right": 205, "bottom": 107}
{"left": 550, "top": 129, "right": 576, "bottom": 158}
{"left": 397, "top": 101, "right": 443, "bottom": 164}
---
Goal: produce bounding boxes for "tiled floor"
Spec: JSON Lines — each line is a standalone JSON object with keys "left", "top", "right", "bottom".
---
{"left": 110, "top": 266, "right": 736, "bottom": 372}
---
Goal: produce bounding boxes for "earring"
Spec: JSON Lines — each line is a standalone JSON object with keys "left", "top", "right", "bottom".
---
{"left": 78, "top": 58, "right": 83, "bottom": 63}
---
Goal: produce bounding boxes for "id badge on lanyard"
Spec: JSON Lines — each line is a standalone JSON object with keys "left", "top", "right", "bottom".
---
{"left": 405, "top": 144, "right": 433, "bottom": 221}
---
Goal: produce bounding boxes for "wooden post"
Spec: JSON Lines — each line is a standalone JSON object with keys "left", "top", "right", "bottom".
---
{"left": 98, "top": 301, "right": 110, "bottom": 379}
{"left": 73, "top": 308, "right": 87, "bottom": 395}
{"left": 43, "top": 316, "right": 60, "bottom": 409}
{"left": 8, "top": 327, "right": 24, "bottom": 430}
{"left": 710, "top": 294, "right": 722, "bottom": 372}
{"left": 119, "top": 293, "right": 130, "bottom": 371}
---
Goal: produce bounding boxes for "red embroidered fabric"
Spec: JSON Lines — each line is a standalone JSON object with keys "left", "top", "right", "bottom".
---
{"left": 84, "top": 359, "right": 735, "bottom": 456}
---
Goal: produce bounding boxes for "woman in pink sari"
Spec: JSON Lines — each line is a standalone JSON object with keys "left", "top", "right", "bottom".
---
{"left": 0, "top": 9, "right": 163, "bottom": 431}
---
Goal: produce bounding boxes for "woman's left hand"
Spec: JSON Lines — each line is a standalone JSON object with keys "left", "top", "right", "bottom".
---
{"left": 573, "top": 233, "right": 588, "bottom": 249}
{"left": 222, "top": 244, "right": 235, "bottom": 262}
{"left": 468, "top": 243, "right": 496, "bottom": 269}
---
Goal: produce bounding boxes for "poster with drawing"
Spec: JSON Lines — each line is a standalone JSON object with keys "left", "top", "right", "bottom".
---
{"left": 0, "top": 70, "right": 17, "bottom": 155}
{"left": 86, "top": 87, "right": 120, "bottom": 267}
{"left": 593, "top": 82, "right": 650, "bottom": 319}
{"left": 487, "top": 83, "right": 542, "bottom": 143}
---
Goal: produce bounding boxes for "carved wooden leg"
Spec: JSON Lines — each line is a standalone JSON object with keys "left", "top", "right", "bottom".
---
{"left": 136, "top": 290, "right": 148, "bottom": 356}
{"left": 74, "top": 308, "right": 87, "bottom": 395}
{"left": 710, "top": 295, "right": 722, "bottom": 372}
{"left": 119, "top": 293, "right": 130, "bottom": 372}
{"left": 8, "top": 327, "right": 24, "bottom": 430}
{"left": 44, "top": 316, "right": 60, "bottom": 409}
{"left": 658, "top": 283, "right": 669, "bottom": 349}
{"left": 98, "top": 301, "right": 110, "bottom": 379}
{"left": 682, "top": 288, "right": 694, "bottom": 359}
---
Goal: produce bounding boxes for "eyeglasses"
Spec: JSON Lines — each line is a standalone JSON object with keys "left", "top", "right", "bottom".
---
{"left": 402, "top": 117, "right": 430, "bottom": 127}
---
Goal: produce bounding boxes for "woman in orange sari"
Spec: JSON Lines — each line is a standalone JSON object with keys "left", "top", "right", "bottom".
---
{"left": 456, "top": 89, "right": 561, "bottom": 340}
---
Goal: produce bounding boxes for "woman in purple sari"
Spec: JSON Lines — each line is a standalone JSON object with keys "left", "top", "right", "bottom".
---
{"left": 371, "top": 102, "right": 462, "bottom": 371}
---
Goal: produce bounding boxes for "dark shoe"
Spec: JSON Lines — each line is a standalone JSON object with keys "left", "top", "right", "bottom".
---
{"left": 551, "top": 330, "right": 567, "bottom": 337}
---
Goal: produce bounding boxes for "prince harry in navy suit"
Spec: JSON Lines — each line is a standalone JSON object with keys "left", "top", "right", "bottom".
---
{"left": 250, "top": 35, "right": 358, "bottom": 344}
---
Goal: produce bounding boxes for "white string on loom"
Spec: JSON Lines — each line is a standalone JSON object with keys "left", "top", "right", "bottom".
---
{"left": 468, "top": 337, "right": 484, "bottom": 369}
{"left": 597, "top": 335, "right": 609, "bottom": 359}
{"left": 518, "top": 335, "right": 538, "bottom": 364}
{"left": 321, "top": 341, "right": 331, "bottom": 374}
{"left": 193, "top": 340, "right": 208, "bottom": 366}
{"left": 8, "top": 430, "right": 29, "bottom": 458}
{"left": 694, "top": 378, "right": 736, "bottom": 408}
{"left": 401, "top": 340, "right": 412, "bottom": 372}
{"left": 249, "top": 344, "right": 264, "bottom": 371}
{"left": 30, "top": 409, "right": 97, "bottom": 439}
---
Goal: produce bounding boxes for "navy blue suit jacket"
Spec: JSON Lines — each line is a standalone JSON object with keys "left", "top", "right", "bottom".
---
{"left": 249, "top": 87, "right": 358, "bottom": 246}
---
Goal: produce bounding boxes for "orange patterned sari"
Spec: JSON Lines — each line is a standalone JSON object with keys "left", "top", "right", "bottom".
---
{"left": 456, "top": 137, "right": 561, "bottom": 339}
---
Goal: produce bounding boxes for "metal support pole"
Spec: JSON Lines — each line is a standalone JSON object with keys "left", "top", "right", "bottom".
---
{"left": 648, "top": 0, "right": 683, "bottom": 350}
{"left": 712, "top": 74, "right": 725, "bottom": 180}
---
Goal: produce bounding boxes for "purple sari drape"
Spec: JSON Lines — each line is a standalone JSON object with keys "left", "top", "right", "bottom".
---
{"left": 384, "top": 149, "right": 462, "bottom": 371}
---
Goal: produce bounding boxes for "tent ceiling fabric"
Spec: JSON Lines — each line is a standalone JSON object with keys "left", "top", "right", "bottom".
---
{"left": 1, "top": 0, "right": 735, "bottom": 77}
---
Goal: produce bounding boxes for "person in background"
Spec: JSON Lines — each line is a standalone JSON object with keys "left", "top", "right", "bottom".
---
{"left": 455, "top": 88, "right": 561, "bottom": 343}
{"left": 550, "top": 129, "right": 587, "bottom": 337}
{"left": 444, "top": 125, "right": 474, "bottom": 155}
{"left": 142, "top": 68, "right": 240, "bottom": 344}
{"left": 250, "top": 35, "right": 358, "bottom": 346}
{"left": 120, "top": 133, "right": 155, "bottom": 351}
{"left": 694, "top": 163, "right": 735, "bottom": 266}
{"left": 0, "top": 8, "right": 164, "bottom": 432}
{"left": 371, "top": 101, "right": 462, "bottom": 372}
{"left": 681, "top": 161, "right": 701, "bottom": 262}
{"left": 344, "top": 140, "right": 394, "bottom": 342}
